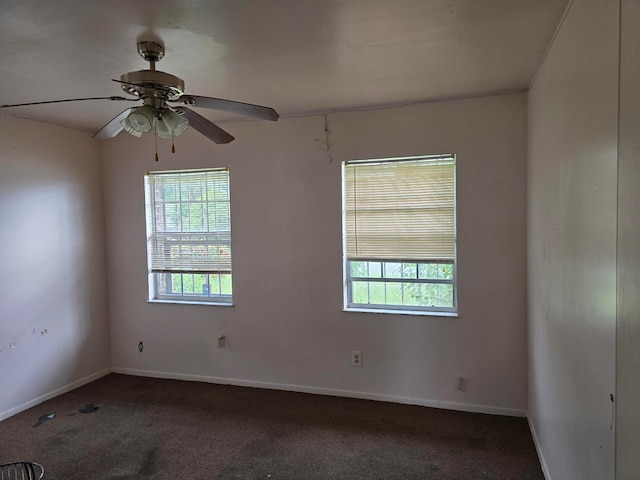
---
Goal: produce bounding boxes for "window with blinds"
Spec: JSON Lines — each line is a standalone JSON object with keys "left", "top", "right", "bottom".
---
{"left": 342, "top": 155, "right": 456, "bottom": 313}
{"left": 144, "top": 168, "right": 233, "bottom": 304}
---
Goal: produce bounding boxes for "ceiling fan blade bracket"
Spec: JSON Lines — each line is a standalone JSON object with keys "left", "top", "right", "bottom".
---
{"left": 179, "top": 96, "right": 196, "bottom": 106}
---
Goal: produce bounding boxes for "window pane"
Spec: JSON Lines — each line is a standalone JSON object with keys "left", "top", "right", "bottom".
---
{"left": 401, "top": 263, "right": 418, "bottom": 278}
{"left": 402, "top": 283, "right": 421, "bottom": 305}
{"left": 188, "top": 203, "right": 205, "bottom": 231}
{"left": 350, "top": 261, "right": 367, "bottom": 278}
{"left": 194, "top": 274, "right": 207, "bottom": 295}
{"left": 434, "top": 283, "right": 454, "bottom": 307}
{"left": 385, "top": 282, "right": 402, "bottom": 304}
{"left": 438, "top": 263, "right": 454, "bottom": 280}
{"left": 418, "top": 283, "right": 454, "bottom": 308}
{"left": 384, "top": 262, "right": 402, "bottom": 279}
{"left": 163, "top": 184, "right": 178, "bottom": 201}
{"left": 352, "top": 281, "right": 370, "bottom": 304}
{"left": 419, "top": 263, "right": 454, "bottom": 280}
{"left": 180, "top": 181, "right": 193, "bottom": 201}
{"left": 171, "top": 274, "right": 182, "bottom": 294}
{"left": 164, "top": 204, "right": 180, "bottom": 231}
{"left": 369, "top": 282, "right": 386, "bottom": 304}
{"left": 418, "top": 263, "right": 437, "bottom": 279}
{"left": 220, "top": 274, "right": 233, "bottom": 295}
{"left": 368, "top": 262, "right": 382, "bottom": 278}
{"left": 182, "top": 274, "right": 195, "bottom": 294}
{"left": 208, "top": 274, "right": 221, "bottom": 295}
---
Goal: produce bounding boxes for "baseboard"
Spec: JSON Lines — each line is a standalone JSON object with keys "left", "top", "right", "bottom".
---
{"left": 112, "top": 367, "right": 526, "bottom": 417}
{"left": 528, "top": 415, "right": 551, "bottom": 479}
{"left": 0, "top": 368, "right": 111, "bottom": 422}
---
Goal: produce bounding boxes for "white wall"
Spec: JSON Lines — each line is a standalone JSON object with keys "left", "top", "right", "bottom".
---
{"left": 0, "top": 115, "right": 110, "bottom": 420}
{"left": 103, "top": 92, "right": 528, "bottom": 415}
{"left": 527, "top": 1, "right": 619, "bottom": 479}
{"left": 617, "top": 0, "right": 640, "bottom": 477}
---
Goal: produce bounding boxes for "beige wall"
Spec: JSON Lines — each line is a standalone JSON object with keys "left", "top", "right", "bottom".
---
{"left": 527, "top": 0, "right": 619, "bottom": 478}
{"left": 617, "top": 0, "right": 640, "bottom": 477}
{"left": 102, "top": 93, "right": 528, "bottom": 415}
{"left": 0, "top": 115, "right": 110, "bottom": 419}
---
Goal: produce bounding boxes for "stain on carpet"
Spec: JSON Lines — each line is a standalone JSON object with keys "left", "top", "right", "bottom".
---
{"left": 33, "top": 413, "right": 55, "bottom": 427}
{"left": 79, "top": 404, "right": 100, "bottom": 414}
{"left": 137, "top": 449, "right": 159, "bottom": 478}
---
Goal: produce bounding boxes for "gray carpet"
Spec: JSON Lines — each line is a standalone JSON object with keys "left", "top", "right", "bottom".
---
{"left": 0, "top": 374, "right": 543, "bottom": 479}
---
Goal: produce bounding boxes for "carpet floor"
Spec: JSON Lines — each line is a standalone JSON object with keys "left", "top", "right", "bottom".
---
{"left": 0, "top": 374, "right": 543, "bottom": 479}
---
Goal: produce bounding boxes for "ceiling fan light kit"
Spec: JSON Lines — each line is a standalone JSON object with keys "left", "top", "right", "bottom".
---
{"left": 121, "top": 105, "right": 155, "bottom": 137}
{"left": 0, "top": 40, "right": 279, "bottom": 157}
{"left": 154, "top": 109, "right": 189, "bottom": 139}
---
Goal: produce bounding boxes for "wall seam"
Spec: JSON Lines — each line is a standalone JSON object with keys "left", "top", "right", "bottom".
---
{"left": 528, "top": 0, "right": 575, "bottom": 90}
{"left": 614, "top": 0, "right": 622, "bottom": 477}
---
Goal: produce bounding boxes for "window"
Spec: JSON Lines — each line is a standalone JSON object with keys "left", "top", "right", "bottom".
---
{"left": 144, "top": 168, "right": 232, "bottom": 304}
{"left": 342, "top": 155, "right": 456, "bottom": 314}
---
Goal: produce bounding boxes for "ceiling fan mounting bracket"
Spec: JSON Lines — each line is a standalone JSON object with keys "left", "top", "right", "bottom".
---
{"left": 137, "top": 41, "right": 164, "bottom": 62}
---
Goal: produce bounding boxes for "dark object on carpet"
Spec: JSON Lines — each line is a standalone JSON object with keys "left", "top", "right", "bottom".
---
{"left": 79, "top": 404, "right": 100, "bottom": 414}
{"left": 0, "top": 461, "right": 45, "bottom": 479}
{"left": 0, "top": 374, "right": 543, "bottom": 480}
{"left": 32, "top": 414, "right": 55, "bottom": 428}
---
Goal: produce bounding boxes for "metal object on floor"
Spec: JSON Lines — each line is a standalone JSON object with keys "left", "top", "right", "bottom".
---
{"left": 0, "top": 462, "right": 44, "bottom": 479}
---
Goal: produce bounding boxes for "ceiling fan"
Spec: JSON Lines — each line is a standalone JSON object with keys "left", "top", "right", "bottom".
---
{"left": 0, "top": 40, "right": 279, "bottom": 149}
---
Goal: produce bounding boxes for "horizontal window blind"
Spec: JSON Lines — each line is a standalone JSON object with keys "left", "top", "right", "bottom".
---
{"left": 344, "top": 156, "right": 455, "bottom": 261}
{"left": 145, "top": 168, "right": 232, "bottom": 273}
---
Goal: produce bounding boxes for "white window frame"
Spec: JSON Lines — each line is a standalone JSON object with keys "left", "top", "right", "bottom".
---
{"left": 144, "top": 168, "right": 233, "bottom": 305}
{"left": 342, "top": 155, "right": 457, "bottom": 315}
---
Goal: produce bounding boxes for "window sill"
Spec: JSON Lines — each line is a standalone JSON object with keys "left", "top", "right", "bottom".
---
{"left": 344, "top": 307, "right": 458, "bottom": 317}
{"left": 147, "top": 299, "right": 234, "bottom": 307}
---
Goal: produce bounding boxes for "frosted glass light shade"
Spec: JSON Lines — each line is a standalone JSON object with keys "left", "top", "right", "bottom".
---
{"left": 121, "top": 105, "right": 155, "bottom": 136}
{"left": 156, "top": 109, "right": 189, "bottom": 139}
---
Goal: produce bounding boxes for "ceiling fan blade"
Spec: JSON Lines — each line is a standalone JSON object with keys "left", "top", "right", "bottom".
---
{"left": 0, "top": 96, "right": 137, "bottom": 108}
{"left": 92, "top": 108, "right": 134, "bottom": 139}
{"left": 176, "top": 107, "right": 235, "bottom": 144}
{"left": 172, "top": 95, "right": 279, "bottom": 122}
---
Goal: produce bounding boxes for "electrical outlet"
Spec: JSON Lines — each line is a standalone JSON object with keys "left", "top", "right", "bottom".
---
{"left": 456, "top": 376, "right": 465, "bottom": 391}
{"left": 352, "top": 350, "right": 363, "bottom": 367}
{"left": 218, "top": 335, "right": 226, "bottom": 348}
{"left": 138, "top": 341, "right": 144, "bottom": 352}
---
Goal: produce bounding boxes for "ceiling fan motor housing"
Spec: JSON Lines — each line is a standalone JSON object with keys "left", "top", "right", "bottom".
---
{"left": 119, "top": 70, "right": 185, "bottom": 102}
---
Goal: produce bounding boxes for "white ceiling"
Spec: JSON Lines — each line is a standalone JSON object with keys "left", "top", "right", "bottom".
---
{"left": 0, "top": 0, "right": 569, "bottom": 133}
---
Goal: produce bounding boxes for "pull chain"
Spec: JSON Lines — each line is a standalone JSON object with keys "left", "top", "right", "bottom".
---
{"left": 154, "top": 119, "right": 159, "bottom": 161}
